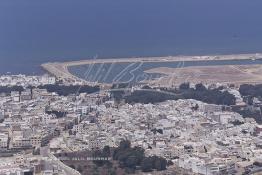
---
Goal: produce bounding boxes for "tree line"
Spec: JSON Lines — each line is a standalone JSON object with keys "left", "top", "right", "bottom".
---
{"left": 0, "top": 86, "right": 24, "bottom": 94}
{"left": 37, "top": 84, "right": 100, "bottom": 96}
{"left": 239, "top": 84, "right": 262, "bottom": 98}
{"left": 111, "top": 83, "right": 236, "bottom": 106}
{"left": 0, "top": 84, "right": 100, "bottom": 96}
{"left": 91, "top": 140, "right": 170, "bottom": 173}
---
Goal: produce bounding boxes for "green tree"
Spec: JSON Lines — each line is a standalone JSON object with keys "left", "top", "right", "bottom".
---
{"left": 141, "top": 157, "right": 153, "bottom": 172}
{"left": 119, "top": 140, "right": 131, "bottom": 150}
{"left": 179, "top": 82, "right": 190, "bottom": 90}
{"left": 103, "top": 145, "right": 111, "bottom": 156}
{"left": 154, "top": 157, "right": 167, "bottom": 171}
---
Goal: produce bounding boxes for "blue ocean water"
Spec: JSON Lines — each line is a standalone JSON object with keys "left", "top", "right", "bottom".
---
{"left": 1, "top": 0, "right": 262, "bottom": 74}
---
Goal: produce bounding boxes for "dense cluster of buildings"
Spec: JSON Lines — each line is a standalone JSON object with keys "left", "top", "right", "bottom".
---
{"left": 64, "top": 99, "right": 261, "bottom": 175}
{"left": 0, "top": 74, "right": 56, "bottom": 87}
{"left": 0, "top": 74, "right": 261, "bottom": 175}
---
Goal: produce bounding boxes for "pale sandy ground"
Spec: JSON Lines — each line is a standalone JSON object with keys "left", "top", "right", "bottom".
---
{"left": 41, "top": 53, "right": 262, "bottom": 85}
{"left": 144, "top": 64, "right": 262, "bottom": 86}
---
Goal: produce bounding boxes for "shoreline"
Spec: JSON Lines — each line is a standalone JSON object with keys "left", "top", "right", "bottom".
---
{"left": 41, "top": 53, "right": 262, "bottom": 85}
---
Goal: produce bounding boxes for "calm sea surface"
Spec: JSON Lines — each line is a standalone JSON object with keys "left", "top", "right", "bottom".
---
{"left": 1, "top": 0, "right": 262, "bottom": 74}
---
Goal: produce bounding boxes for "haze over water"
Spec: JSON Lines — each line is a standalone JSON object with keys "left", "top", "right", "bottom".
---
{"left": 1, "top": 0, "right": 262, "bottom": 74}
